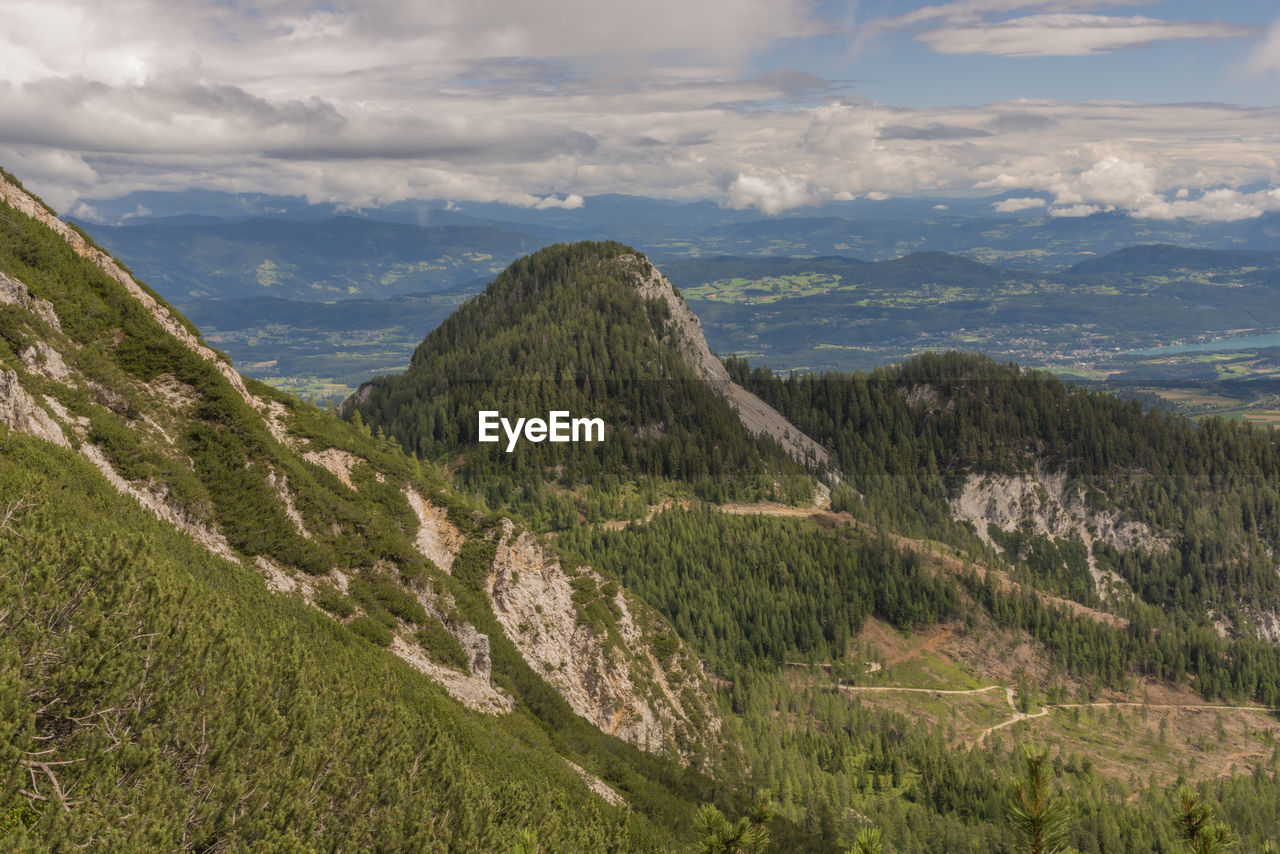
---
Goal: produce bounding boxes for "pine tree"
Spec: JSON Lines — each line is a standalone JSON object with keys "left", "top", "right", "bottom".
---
{"left": 1008, "top": 746, "right": 1076, "bottom": 854}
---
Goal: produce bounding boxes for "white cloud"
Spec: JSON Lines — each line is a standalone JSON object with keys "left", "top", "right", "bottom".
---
{"left": 877, "top": 1, "right": 1151, "bottom": 29}
{"left": 992, "top": 196, "right": 1046, "bottom": 212}
{"left": 1049, "top": 204, "right": 1101, "bottom": 217}
{"left": 916, "top": 14, "right": 1257, "bottom": 57}
{"left": 725, "top": 173, "right": 824, "bottom": 215}
{"left": 0, "top": 1, "right": 1276, "bottom": 218}
{"left": 865, "top": 190, "right": 891, "bottom": 201}
{"left": 534, "top": 193, "right": 585, "bottom": 210}
{"left": 1132, "top": 188, "right": 1280, "bottom": 222}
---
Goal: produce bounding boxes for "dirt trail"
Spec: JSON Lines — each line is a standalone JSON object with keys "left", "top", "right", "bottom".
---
{"left": 598, "top": 499, "right": 689, "bottom": 531}
{"left": 839, "top": 684, "right": 1002, "bottom": 696}
{"left": 838, "top": 682, "right": 1280, "bottom": 747}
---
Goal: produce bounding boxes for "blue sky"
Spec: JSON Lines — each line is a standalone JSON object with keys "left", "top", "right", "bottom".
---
{"left": 1, "top": 0, "right": 1277, "bottom": 220}
{"left": 771, "top": 1, "right": 1278, "bottom": 108}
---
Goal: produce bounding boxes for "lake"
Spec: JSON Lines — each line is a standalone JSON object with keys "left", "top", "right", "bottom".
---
{"left": 1127, "top": 332, "right": 1280, "bottom": 356}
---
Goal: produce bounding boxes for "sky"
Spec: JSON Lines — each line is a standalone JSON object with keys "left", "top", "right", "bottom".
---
{"left": 1, "top": 0, "right": 1278, "bottom": 220}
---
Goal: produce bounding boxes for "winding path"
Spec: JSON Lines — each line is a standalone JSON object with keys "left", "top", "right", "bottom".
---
{"left": 836, "top": 682, "right": 1280, "bottom": 746}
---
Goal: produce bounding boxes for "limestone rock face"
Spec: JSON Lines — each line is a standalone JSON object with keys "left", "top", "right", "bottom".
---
{"left": 487, "top": 519, "right": 720, "bottom": 763}
{"left": 620, "top": 254, "right": 832, "bottom": 471}
{"left": 19, "top": 341, "right": 71, "bottom": 382}
{"left": 404, "top": 488, "right": 465, "bottom": 573}
{"left": 454, "top": 622, "right": 493, "bottom": 683}
{"left": 950, "top": 463, "right": 1168, "bottom": 601}
{"left": 0, "top": 369, "right": 68, "bottom": 447}
{"left": 0, "top": 271, "right": 60, "bottom": 330}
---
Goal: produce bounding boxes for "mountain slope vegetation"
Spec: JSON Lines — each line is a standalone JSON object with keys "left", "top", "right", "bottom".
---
{"left": 8, "top": 164, "right": 1280, "bottom": 851}
{"left": 0, "top": 169, "right": 738, "bottom": 850}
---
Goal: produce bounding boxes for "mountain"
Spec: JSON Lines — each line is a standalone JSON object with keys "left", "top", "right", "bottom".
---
{"left": 348, "top": 241, "right": 1280, "bottom": 849}
{"left": 345, "top": 241, "right": 831, "bottom": 525}
{"left": 81, "top": 215, "right": 545, "bottom": 301}
{"left": 0, "top": 169, "right": 740, "bottom": 849}
{"left": 1067, "top": 243, "right": 1280, "bottom": 277}
{"left": 10, "top": 161, "right": 1280, "bottom": 851}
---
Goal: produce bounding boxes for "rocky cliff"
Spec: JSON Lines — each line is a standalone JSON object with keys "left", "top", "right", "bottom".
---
{"left": 621, "top": 253, "right": 832, "bottom": 472}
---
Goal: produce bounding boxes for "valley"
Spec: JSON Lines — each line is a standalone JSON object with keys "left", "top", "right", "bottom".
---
{"left": 96, "top": 215, "right": 1280, "bottom": 425}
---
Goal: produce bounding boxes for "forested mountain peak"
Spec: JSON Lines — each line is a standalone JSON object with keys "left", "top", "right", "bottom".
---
{"left": 348, "top": 241, "right": 830, "bottom": 526}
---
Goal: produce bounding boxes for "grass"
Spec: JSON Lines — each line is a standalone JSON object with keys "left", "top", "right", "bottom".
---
{"left": 866, "top": 651, "right": 981, "bottom": 691}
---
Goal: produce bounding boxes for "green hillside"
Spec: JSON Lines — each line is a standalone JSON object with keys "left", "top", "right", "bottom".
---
{"left": 8, "top": 162, "right": 1280, "bottom": 852}
{"left": 0, "top": 170, "right": 734, "bottom": 851}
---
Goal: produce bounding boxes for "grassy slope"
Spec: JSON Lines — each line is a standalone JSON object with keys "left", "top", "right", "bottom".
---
{"left": 0, "top": 182, "right": 726, "bottom": 850}
{"left": 0, "top": 430, "right": 654, "bottom": 851}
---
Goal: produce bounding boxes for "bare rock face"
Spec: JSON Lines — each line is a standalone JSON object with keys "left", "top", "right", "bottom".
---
{"left": 0, "top": 271, "right": 60, "bottom": 330}
{"left": 389, "top": 635, "right": 514, "bottom": 715}
{"left": 302, "top": 447, "right": 361, "bottom": 490}
{"left": 453, "top": 622, "right": 493, "bottom": 683}
{"left": 618, "top": 254, "right": 832, "bottom": 471}
{"left": 404, "top": 488, "right": 465, "bottom": 572}
{"left": 487, "top": 519, "right": 720, "bottom": 762}
{"left": 20, "top": 341, "right": 71, "bottom": 382}
{"left": 265, "top": 466, "right": 311, "bottom": 539}
{"left": 951, "top": 463, "right": 1169, "bottom": 601}
{"left": 0, "top": 369, "right": 68, "bottom": 447}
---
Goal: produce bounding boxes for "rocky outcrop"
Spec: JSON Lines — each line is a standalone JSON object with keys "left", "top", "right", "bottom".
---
{"left": 452, "top": 622, "right": 493, "bottom": 683}
{"left": 0, "top": 369, "right": 68, "bottom": 447}
{"left": 0, "top": 271, "right": 60, "bottom": 330}
{"left": 951, "top": 463, "right": 1168, "bottom": 600}
{"left": 487, "top": 519, "right": 720, "bottom": 762}
{"left": 389, "top": 635, "right": 514, "bottom": 715}
{"left": 564, "top": 759, "right": 625, "bottom": 807}
{"left": 302, "top": 447, "right": 362, "bottom": 490}
{"left": 19, "top": 341, "right": 71, "bottom": 382}
{"left": 265, "top": 466, "right": 311, "bottom": 539}
{"left": 405, "top": 488, "right": 465, "bottom": 572}
{"left": 619, "top": 254, "right": 832, "bottom": 472}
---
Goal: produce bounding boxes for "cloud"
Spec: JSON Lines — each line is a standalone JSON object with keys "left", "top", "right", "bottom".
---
{"left": 534, "top": 193, "right": 585, "bottom": 210}
{"left": 879, "top": 122, "right": 991, "bottom": 140}
{"left": 0, "top": 0, "right": 1276, "bottom": 218}
{"left": 876, "top": 0, "right": 1149, "bottom": 29}
{"left": 1249, "top": 20, "right": 1280, "bottom": 75}
{"left": 725, "top": 173, "right": 824, "bottom": 215}
{"left": 993, "top": 196, "right": 1046, "bottom": 212}
{"left": 985, "top": 112, "right": 1056, "bottom": 132}
{"left": 1131, "top": 188, "right": 1280, "bottom": 222}
{"left": 916, "top": 14, "right": 1258, "bottom": 57}
{"left": 1049, "top": 204, "right": 1100, "bottom": 217}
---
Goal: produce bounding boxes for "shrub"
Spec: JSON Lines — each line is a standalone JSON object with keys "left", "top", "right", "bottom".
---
{"left": 314, "top": 586, "right": 356, "bottom": 618}
{"left": 417, "top": 618, "right": 470, "bottom": 671}
{"left": 349, "top": 615, "right": 392, "bottom": 647}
